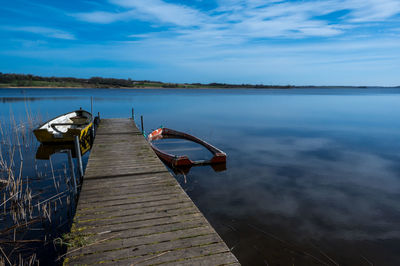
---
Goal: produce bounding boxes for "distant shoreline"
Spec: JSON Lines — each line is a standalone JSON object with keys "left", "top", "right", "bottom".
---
{"left": 1, "top": 73, "right": 399, "bottom": 89}
{"left": 2, "top": 86, "right": 400, "bottom": 90}
{"left": 2, "top": 86, "right": 282, "bottom": 90}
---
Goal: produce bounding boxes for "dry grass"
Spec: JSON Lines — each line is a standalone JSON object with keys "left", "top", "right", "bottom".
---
{"left": 0, "top": 106, "right": 78, "bottom": 264}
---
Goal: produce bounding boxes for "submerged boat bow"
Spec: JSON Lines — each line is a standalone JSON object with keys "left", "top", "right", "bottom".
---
{"left": 147, "top": 128, "right": 227, "bottom": 167}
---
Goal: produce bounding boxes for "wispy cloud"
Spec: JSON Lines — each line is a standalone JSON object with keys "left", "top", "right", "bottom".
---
{"left": 72, "top": 0, "right": 400, "bottom": 41}
{"left": 3, "top": 34, "right": 400, "bottom": 85}
{"left": 2, "top": 26, "right": 75, "bottom": 40}
{"left": 344, "top": 0, "right": 400, "bottom": 22}
{"left": 73, "top": 10, "right": 133, "bottom": 24}
{"left": 73, "top": 0, "right": 206, "bottom": 26}
{"left": 110, "top": 0, "right": 206, "bottom": 26}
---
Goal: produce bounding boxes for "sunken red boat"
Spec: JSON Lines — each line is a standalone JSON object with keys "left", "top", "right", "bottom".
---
{"left": 147, "top": 128, "right": 227, "bottom": 167}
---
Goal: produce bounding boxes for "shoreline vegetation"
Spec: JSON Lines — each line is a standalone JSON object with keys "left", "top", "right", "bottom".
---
{"left": 0, "top": 110, "right": 76, "bottom": 265}
{"left": 0, "top": 72, "right": 399, "bottom": 89}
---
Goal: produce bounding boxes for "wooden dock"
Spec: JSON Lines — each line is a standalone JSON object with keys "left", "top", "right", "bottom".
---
{"left": 64, "top": 119, "right": 239, "bottom": 265}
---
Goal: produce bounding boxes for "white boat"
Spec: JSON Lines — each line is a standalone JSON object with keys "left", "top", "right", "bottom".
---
{"left": 33, "top": 109, "right": 93, "bottom": 143}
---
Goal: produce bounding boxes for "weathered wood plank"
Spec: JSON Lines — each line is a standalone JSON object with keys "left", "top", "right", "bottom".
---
{"left": 161, "top": 252, "right": 240, "bottom": 266}
{"left": 78, "top": 182, "right": 179, "bottom": 200}
{"left": 73, "top": 213, "right": 204, "bottom": 235}
{"left": 65, "top": 119, "right": 239, "bottom": 265}
{"left": 103, "top": 242, "right": 231, "bottom": 266}
{"left": 76, "top": 193, "right": 189, "bottom": 211}
{"left": 75, "top": 198, "right": 192, "bottom": 217}
{"left": 75, "top": 206, "right": 200, "bottom": 228}
{"left": 68, "top": 226, "right": 213, "bottom": 257}
{"left": 75, "top": 201, "right": 195, "bottom": 223}
{"left": 84, "top": 218, "right": 209, "bottom": 243}
{"left": 77, "top": 188, "right": 183, "bottom": 205}
{"left": 80, "top": 174, "right": 173, "bottom": 189}
{"left": 67, "top": 234, "right": 224, "bottom": 265}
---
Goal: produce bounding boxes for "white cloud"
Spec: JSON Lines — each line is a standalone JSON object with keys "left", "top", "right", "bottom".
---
{"left": 111, "top": 0, "right": 205, "bottom": 26}
{"left": 73, "top": 10, "right": 133, "bottom": 24}
{"left": 2, "top": 26, "right": 75, "bottom": 40}
{"left": 3, "top": 32, "right": 400, "bottom": 85}
{"left": 128, "top": 33, "right": 153, "bottom": 38}
{"left": 344, "top": 0, "right": 400, "bottom": 22}
{"left": 71, "top": 0, "right": 400, "bottom": 41}
{"left": 74, "top": 0, "right": 206, "bottom": 26}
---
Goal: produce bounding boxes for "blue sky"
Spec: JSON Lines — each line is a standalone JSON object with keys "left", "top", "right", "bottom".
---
{"left": 1, "top": 0, "right": 400, "bottom": 86}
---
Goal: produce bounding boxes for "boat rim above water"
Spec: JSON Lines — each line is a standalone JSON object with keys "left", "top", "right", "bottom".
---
{"left": 147, "top": 127, "right": 227, "bottom": 167}
{"left": 33, "top": 109, "right": 93, "bottom": 143}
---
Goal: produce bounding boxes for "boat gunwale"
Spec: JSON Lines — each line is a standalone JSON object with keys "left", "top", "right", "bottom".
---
{"left": 33, "top": 109, "right": 94, "bottom": 143}
{"left": 35, "top": 109, "right": 93, "bottom": 131}
{"left": 148, "top": 128, "right": 226, "bottom": 166}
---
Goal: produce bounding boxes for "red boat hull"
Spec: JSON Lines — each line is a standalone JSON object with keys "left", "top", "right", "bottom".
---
{"left": 148, "top": 128, "right": 227, "bottom": 167}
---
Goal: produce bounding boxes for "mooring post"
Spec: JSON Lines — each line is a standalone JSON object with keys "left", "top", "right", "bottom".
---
{"left": 141, "top": 115, "right": 144, "bottom": 135}
{"left": 74, "top": 136, "right": 84, "bottom": 179}
{"left": 67, "top": 149, "right": 78, "bottom": 195}
{"left": 91, "top": 124, "right": 95, "bottom": 142}
{"left": 132, "top": 108, "right": 134, "bottom": 119}
{"left": 91, "top": 96, "right": 93, "bottom": 115}
{"left": 98, "top": 112, "right": 100, "bottom": 120}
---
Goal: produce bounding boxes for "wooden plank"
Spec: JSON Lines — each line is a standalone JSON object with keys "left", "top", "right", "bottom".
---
{"left": 78, "top": 182, "right": 177, "bottom": 199}
{"left": 76, "top": 193, "right": 189, "bottom": 211}
{"left": 75, "top": 198, "right": 193, "bottom": 217}
{"left": 67, "top": 234, "right": 224, "bottom": 265}
{"left": 65, "top": 119, "right": 239, "bottom": 265}
{"left": 77, "top": 182, "right": 179, "bottom": 200}
{"left": 77, "top": 188, "right": 183, "bottom": 205}
{"left": 161, "top": 252, "right": 239, "bottom": 266}
{"left": 68, "top": 226, "right": 213, "bottom": 257}
{"left": 80, "top": 174, "right": 173, "bottom": 189}
{"left": 84, "top": 218, "right": 209, "bottom": 243}
{"left": 75, "top": 206, "right": 200, "bottom": 228}
{"left": 75, "top": 201, "right": 195, "bottom": 223}
{"left": 73, "top": 213, "right": 204, "bottom": 235}
{"left": 102, "top": 242, "right": 232, "bottom": 266}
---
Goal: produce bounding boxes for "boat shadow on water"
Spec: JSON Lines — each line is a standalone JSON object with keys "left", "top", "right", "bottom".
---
{"left": 162, "top": 157, "right": 227, "bottom": 176}
{"left": 35, "top": 139, "right": 92, "bottom": 160}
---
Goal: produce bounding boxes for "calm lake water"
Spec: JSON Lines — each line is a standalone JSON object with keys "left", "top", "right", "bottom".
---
{"left": 1, "top": 88, "right": 400, "bottom": 265}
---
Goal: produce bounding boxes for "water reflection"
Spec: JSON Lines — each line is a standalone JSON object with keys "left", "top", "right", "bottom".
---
{"left": 184, "top": 130, "right": 400, "bottom": 265}
{"left": 164, "top": 160, "right": 226, "bottom": 175}
{"left": 0, "top": 96, "right": 79, "bottom": 103}
{"left": 36, "top": 139, "right": 92, "bottom": 160}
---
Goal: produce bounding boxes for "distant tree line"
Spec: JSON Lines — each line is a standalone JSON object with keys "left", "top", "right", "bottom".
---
{"left": 0, "top": 72, "right": 85, "bottom": 83}
{"left": 202, "top": 82, "right": 294, "bottom": 89}
{"left": 1, "top": 72, "right": 387, "bottom": 89}
{"left": 0, "top": 73, "right": 145, "bottom": 87}
{"left": 0, "top": 72, "right": 298, "bottom": 88}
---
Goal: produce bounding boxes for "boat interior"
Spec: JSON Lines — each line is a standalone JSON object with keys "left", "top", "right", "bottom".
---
{"left": 40, "top": 111, "right": 91, "bottom": 134}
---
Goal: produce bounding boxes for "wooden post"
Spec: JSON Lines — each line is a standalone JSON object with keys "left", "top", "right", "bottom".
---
{"left": 141, "top": 115, "right": 144, "bottom": 134}
{"left": 132, "top": 108, "right": 134, "bottom": 119}
{"left": 91, "top": 124, "right": 95, "bottom": 142}
{"left": 98, "top": 112, "right": 100, "bottom": 120}
{"left": 67, "top": 149, "right": 78, "bottom": 195}
{"left": 74, "top": 136, "right": 84, "bottom": 179}
{"left": 91, "top": 96, "right": 93, "bottom": 115}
